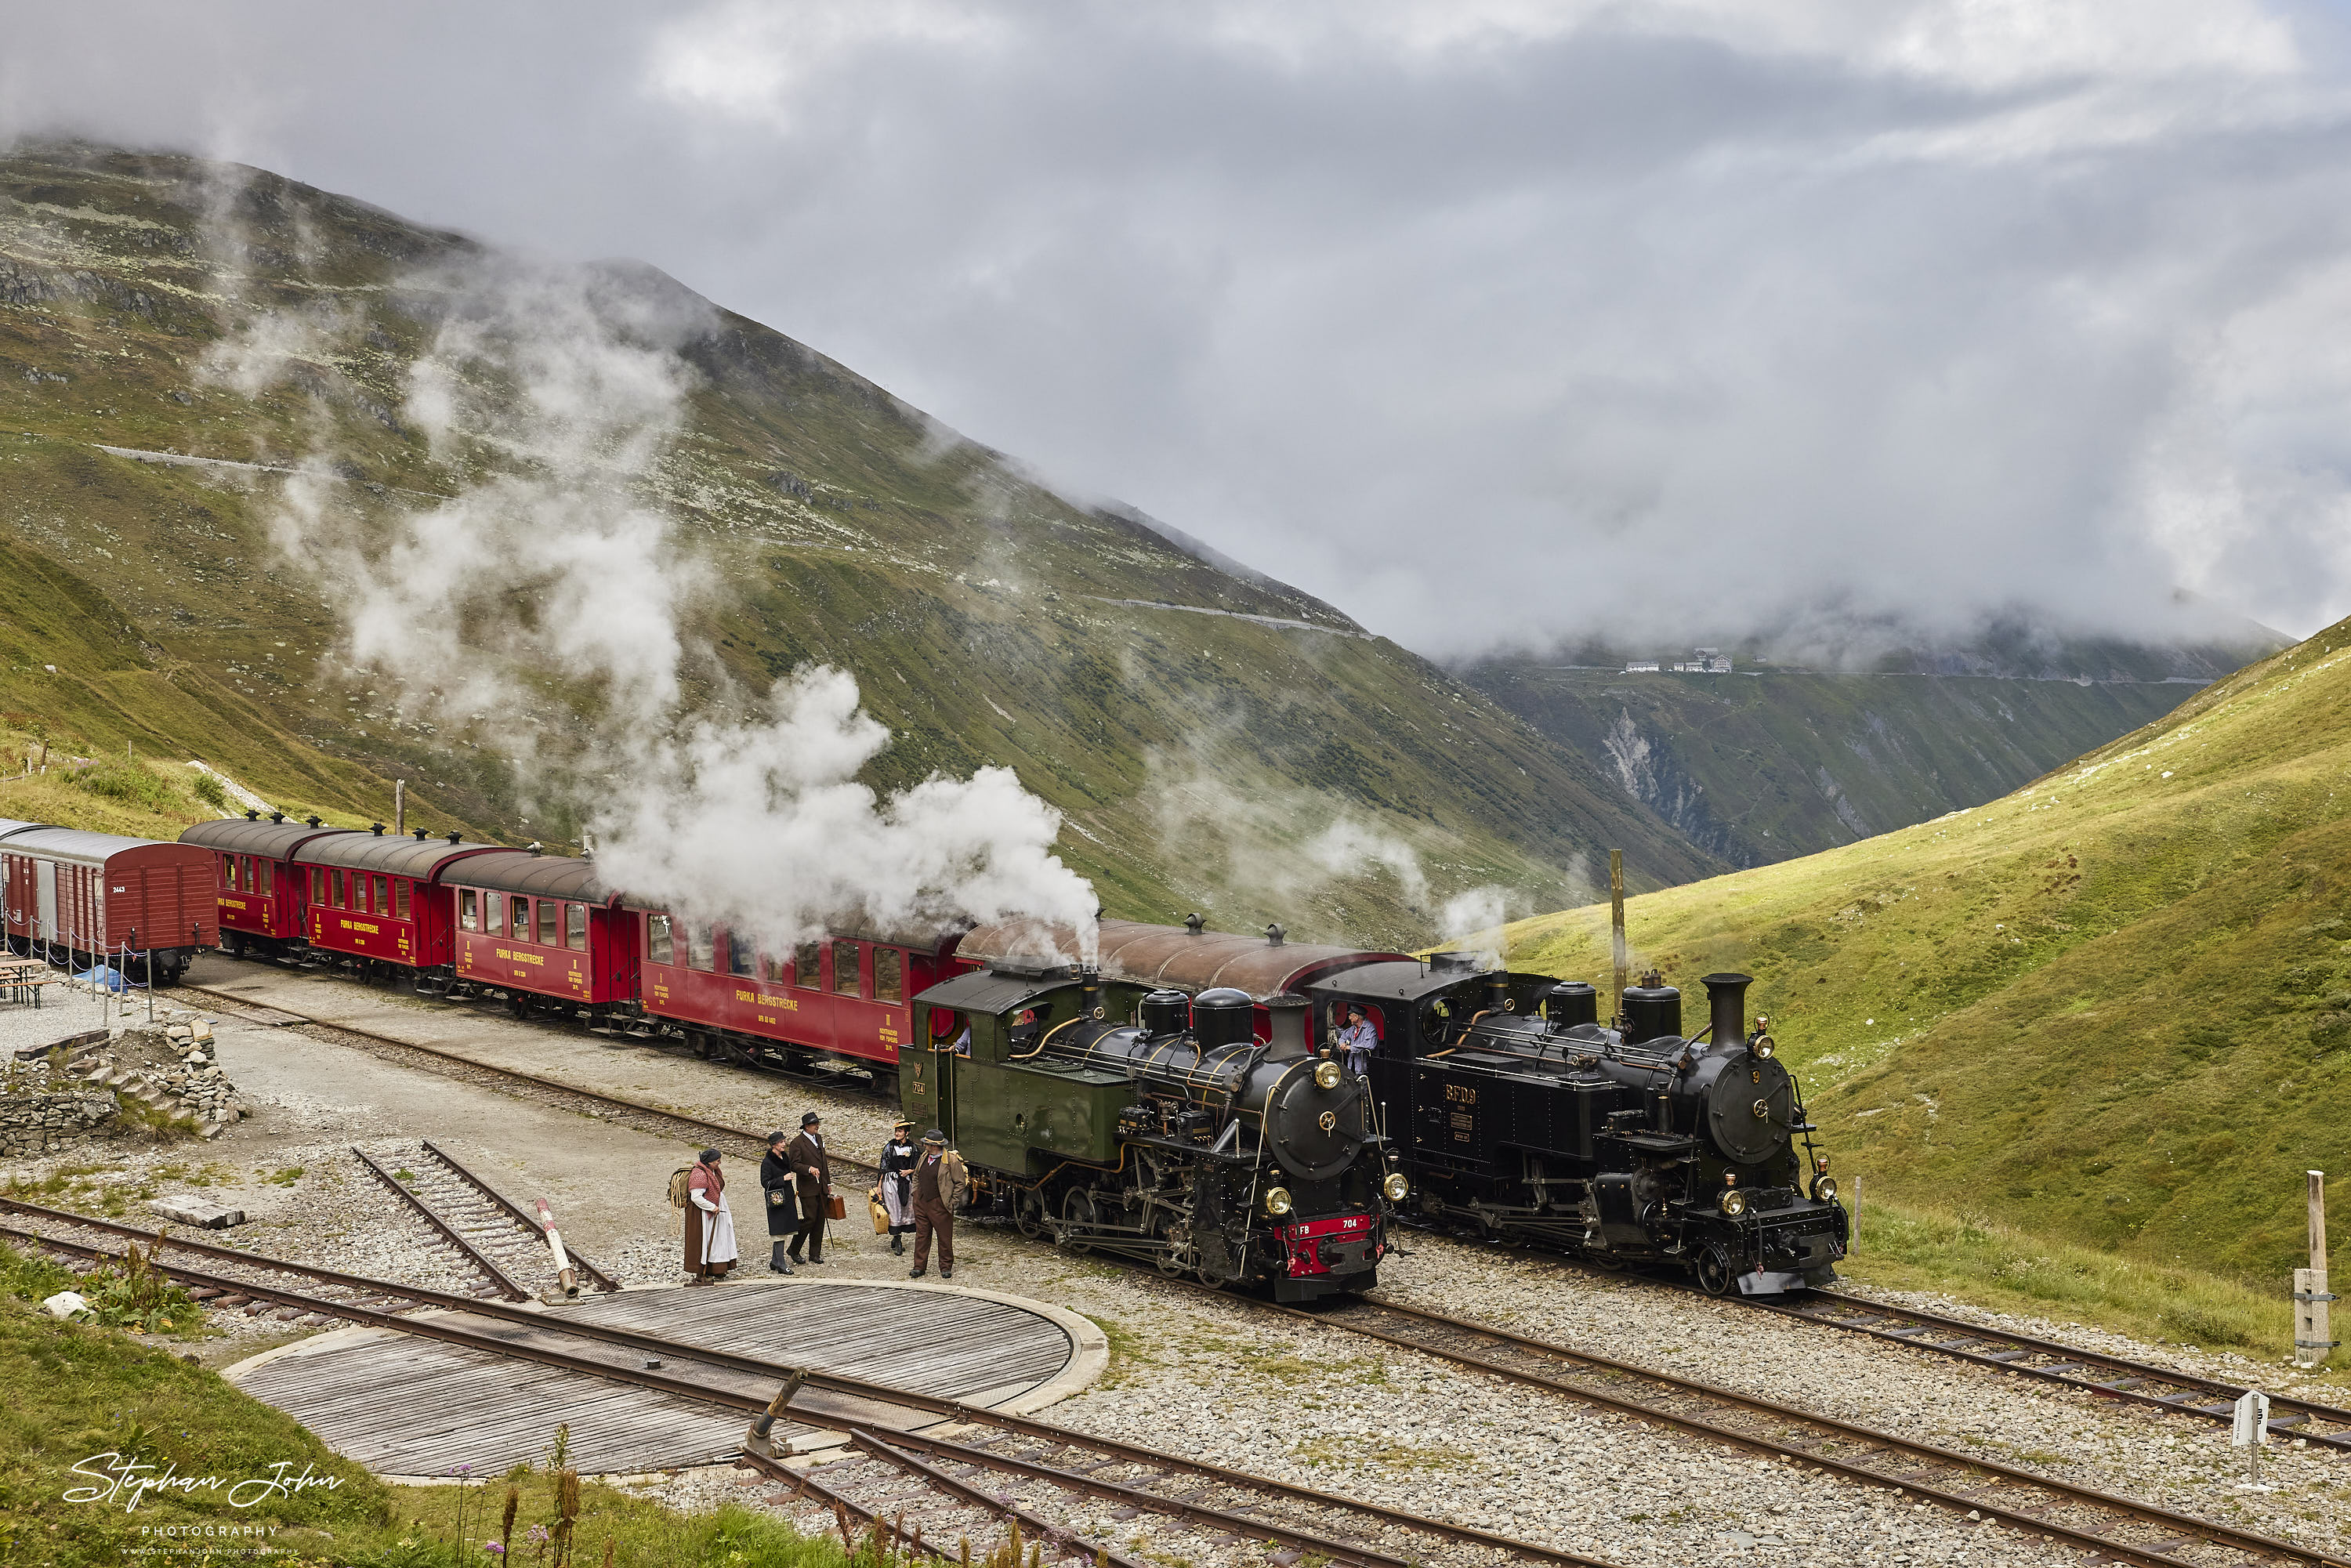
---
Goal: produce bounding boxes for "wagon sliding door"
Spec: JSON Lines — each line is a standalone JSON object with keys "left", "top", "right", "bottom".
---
{"left": 34, "top": 860, "right": 56, "bottom": 942}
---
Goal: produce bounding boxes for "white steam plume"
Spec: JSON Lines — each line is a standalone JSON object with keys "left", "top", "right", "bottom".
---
{"left": 205, "top": 252, "right": 1098, "bottom": 954}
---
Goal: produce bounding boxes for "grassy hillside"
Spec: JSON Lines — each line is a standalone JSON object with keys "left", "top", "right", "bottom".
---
{"left": 1498, "top": 617, "right": 2351, "bottom": 1325}
{"left": 0, "top": 142, "right": 1714, "bottom": 943}
{"left": 1465, "top": 661, "right": 2213, "bottom": 868}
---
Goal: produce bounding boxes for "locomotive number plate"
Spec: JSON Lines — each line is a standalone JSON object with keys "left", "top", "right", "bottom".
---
{"left": 1444, "top": 1084, "right": 1478, "bottom": 1104}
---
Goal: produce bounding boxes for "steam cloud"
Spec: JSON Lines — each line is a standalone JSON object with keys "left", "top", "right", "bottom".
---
{"left": 205, "top": 252, "right": 1099, "bottom": 956}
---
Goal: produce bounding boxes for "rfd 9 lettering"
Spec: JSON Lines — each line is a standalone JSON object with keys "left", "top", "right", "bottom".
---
{"left": 1444, "top": 1083, "right": 1478, "bottom": 1104}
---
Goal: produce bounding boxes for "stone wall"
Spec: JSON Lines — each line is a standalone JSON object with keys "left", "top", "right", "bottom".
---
{"left": 0, "top": 1085, "right": 118, "bottom": 1156}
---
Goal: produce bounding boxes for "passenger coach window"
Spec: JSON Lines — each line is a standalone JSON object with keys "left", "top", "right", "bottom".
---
{"left": 565, "top": 903, "right": 585, "bottom": 949}
{"left": 484, "top": 891, "right": 503, "bottom": 934}
{"left": 310, "top": 867, "right": 325, "bottom": 904}
{"left": 218, "top": 855, "right": 231, "bottom": 889}
{"left": 832, "top": 940, "right": 861, "bottom": 997}
{"left": 510, "top": 897, "right": 530, "bottom": 939}
{"left": 332, "top": 871, "right": 347, "bottom": 907}
{"left": 874, "top": 947, "right": 904, "bottom": 1005}
{"left": 460, "top": 889, "right": 479, "bottom": 932}
{"left": 794, "top": 943, "right": 821, "bottom": 989}
{"left": 259, "top": 862, "right": 273, "bottom": 896}
{"left": 762, "top": 951, "right": 788, "bottom": 984}
{"left": 647, "top": 913, "right": 673, "bottom": 964}
{"left": 688, "top": 925, "right": 715, "bottom": 971}
{"left": 394, "top": 880, "right": 410, "bottom": 920}
{"left": 538, "top": 900, "right": 557, "bottom": 946}
{"left": 375, "top": 877, "right": 390, "bottom": 916}
{"left": 726, "top": 933, "right": 755, "bottom": 978}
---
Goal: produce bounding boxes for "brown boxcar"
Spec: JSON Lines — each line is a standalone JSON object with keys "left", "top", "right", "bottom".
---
{"left": 446, "top": 851, "right": 636, "bottom": 1014}
{"left": 628, "top": 904, "right": 971, "bottom": 1079}
{"left": 182, "top": 815, "right": 360, "bottom": 956}
{"left": 293, "top": 828, "right": 505, "bottom": 973}
{"left": 0, "top": 824, "right": 218, "bottom": 980}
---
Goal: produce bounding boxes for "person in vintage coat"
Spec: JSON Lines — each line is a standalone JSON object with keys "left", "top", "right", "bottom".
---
{"left": 907, "top": 1128, "right": 967, "bottom": 1280}
{"left": 759, "top": 1130, "right": 799, "bottom": 1274}
{"left": 684, "top": 1147, "right": 737, "bottom": 1284}
{"left": 875, "top": 1118, "right": 918, "bottom": 1255}
{"left": 784, "top": 1110, "right": 831, "bottom": 1265}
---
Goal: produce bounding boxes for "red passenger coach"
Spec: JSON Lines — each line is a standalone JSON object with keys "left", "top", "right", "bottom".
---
{"left": 447, "top": 852, "right": 636, "bottom": 1016}
{"left": 182, "top": 815, "right": 358, "bottom": 957}
{"left": 0, "top": 824, "right": 217, "bottom": 980}
{"left": 293, "top": 828, "right": 504, "bottom": 976}
{"left": 629, "top": 905, "right": 971, "bottom": 1081}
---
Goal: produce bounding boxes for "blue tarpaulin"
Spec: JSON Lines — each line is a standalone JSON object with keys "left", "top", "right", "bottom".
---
{"left": 74, "top": 965, "right": 130, "bottom": 993}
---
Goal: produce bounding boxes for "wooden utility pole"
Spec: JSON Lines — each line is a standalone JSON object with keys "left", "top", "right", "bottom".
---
{"left": 1610, "top": 849, "right": 1628, "bottom": 1009}
{"left": 2298, "top": 1170, "right": 2334, "bottom": 1369}
{"left": 393, "top": 780, "right": 405, "bottom": 838}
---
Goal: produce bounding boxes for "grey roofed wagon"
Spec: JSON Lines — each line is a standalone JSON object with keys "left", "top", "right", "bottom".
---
{"left": 0, "top": 820, "right": 53, "bottom": 838}
{"left": 0, "top": 825, "right": 183, "bottom": 866}
{"left": 181, "top": 819, "right": 359, "bottom": 858}
{"left": 955, "top": 916, "right": 1407, "bottom": 1001}
{"left": 293, "top": 830, "right": 507, "bottom": 880}
{"left": 444, "top": 850, "right": 611, "bottom": 903}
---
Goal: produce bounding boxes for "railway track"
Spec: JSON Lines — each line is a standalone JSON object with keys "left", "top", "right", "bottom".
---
{"left": 1272, "top": 1293, "right": 2346, "bottom": 1568}
{"left": 348, "top": 1139, "right": 620, "bottom": 1302}
{"left": 168, "top": 980, "right": 2349, "bottom": 1561}
{"left": 0, "top": 1198, "right": 1599, "bottom": 1568}
{"left": 177, "top": 982, "right": 881, "bottom": 1182}
{"left": 1752, "top": 1287, "right": 2351, "bottom": 1454}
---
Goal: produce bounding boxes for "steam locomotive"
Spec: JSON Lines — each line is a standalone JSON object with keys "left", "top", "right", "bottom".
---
{"left": 918, "top": 918, "right": 1846, "bottom": 1295}
{"left": 901, "top": 965, "right": 1401, "bottom": 1299}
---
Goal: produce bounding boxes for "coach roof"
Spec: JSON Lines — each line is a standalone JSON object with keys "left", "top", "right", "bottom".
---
{"left": 0, "top": 827, "right": 192, "bottom": 867}
{"left": 445, "top": 851, "right": 610, "bottom": 903}
{"left": 182, "top": 820, "right": 359, "bottom": 858}
{"left": 956, "top": 916, "right": 1404, "bottom": 1002}
{"left": 294, "top": 831, "right": 506, "bottom": 880}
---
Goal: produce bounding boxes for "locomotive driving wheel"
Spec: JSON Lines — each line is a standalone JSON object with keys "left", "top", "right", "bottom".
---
{"left": 1694, "top": 1245, "right": 1735, "bottom": 1297}
{"left": 1061, "top": 1189, "right": 1099, "bottom": 1252}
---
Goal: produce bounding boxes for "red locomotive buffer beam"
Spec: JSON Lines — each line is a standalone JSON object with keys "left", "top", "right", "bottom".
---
{"left": 1282, "top": 1213, "right": 1384, "bottom": 1278}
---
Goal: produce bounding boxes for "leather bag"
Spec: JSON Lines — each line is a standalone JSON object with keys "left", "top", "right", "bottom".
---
{"left": 827, "top": 1193, "right": 848, "bottom": 1222}
{"left": 869, "top": 1193, "right": 891, "bottom": 1234}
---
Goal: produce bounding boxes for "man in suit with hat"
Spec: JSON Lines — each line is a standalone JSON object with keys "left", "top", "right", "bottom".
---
{"left": 907, "top": 1127, "right": 967, "bottom": 1280}
{"left": 784, "top": 1110, "right": 831, "bottom": 1266}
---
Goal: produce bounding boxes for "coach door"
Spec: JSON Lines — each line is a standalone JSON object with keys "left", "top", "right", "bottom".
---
{"left": 34, "top": 860, "right": 56, "bottom": 941}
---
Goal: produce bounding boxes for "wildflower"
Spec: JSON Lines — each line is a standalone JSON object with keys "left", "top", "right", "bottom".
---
{"left": 487, "top": 1545, "right": 505, "bottom": 1556}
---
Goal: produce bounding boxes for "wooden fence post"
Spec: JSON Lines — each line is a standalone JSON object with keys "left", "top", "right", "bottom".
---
{"left": 2297, "top": 1170, "right": 2333, "bottom": 1370}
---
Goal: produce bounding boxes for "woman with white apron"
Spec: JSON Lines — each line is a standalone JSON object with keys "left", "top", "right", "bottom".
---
{"left": 686, "top": 1147, "right": 738, "bottom": 1283}
{"left": 875, "top": 1119, "right": 918, "bottom": 1255}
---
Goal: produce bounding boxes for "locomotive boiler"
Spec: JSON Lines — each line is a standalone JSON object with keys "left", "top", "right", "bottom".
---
{"left": 902, "top": 966, "right": 1401, "bottom": 1299}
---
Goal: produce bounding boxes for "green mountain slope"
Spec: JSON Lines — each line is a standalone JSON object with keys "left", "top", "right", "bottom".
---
{"left": 0, "top": 143, "right": 1715, "bottom": 940}
{"left": 1463, "top": 661, "right": 2229, "bottom": 867}
{"left": 1498, "top": 617, "right": 2351, "bottom": 1296}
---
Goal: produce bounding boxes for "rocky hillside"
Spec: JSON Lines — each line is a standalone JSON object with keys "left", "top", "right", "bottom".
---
{"left": 0, "top": 143, "right": 1715, "bottom": 945}
{"left": 1498, "top": 616, "right": 2351, "bottom": 1287}
{"left": 1464, "top": 628, "right": 2277, "bottom": 869}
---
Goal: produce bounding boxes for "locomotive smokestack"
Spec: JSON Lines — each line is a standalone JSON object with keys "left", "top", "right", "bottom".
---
{"left": 1701, "top": 972, "right": 1753, "bottom": 1048}
{"left": 1079, "top": 967, "right": 1103, "bottom": 1018}
{"left": 1265, "top": 993, "right": 1309, "bottom": 1059}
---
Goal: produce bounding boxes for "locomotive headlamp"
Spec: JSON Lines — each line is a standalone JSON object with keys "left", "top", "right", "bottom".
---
{"left": 1314, "top": 1060, "right": 1343, "bottom": 1090}
{"left": 1264, "top": 1186, "right": 1294, "bottom": 1217}
{"left": 1751, "top": 1037, "right": 1775, "bottom": 1060}
{"left": 1813, "top": 1175, "right": 1839, "bottom": 1205}
{"left": 1720, "top": 1188, "right": 1748, "bottom": 1218}
{"left": 1383, "top": 1171, "right": 1411, "bottom": 1202}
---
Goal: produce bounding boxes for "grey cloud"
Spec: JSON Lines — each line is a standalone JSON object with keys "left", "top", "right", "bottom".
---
{"left": 8, "top": 1, "right": 2351, "bottom": 655}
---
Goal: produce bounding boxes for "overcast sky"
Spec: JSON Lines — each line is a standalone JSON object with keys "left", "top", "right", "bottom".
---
{"left": 10, "top": 1, "right": 2351, "bottom": 656}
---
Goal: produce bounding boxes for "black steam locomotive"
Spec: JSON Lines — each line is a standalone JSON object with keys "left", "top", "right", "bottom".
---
{"left": 1315, "top": 960, "right": 1846, "bottom": 1294}
{"left": 904, "top": 967, "right": 1403, "bottom": 1300}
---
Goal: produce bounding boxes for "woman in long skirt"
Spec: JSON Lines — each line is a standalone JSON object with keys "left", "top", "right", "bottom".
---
{"left": 685, "top": 1147, "right": 738, "bottom": 1284}
{"left": 875, "top": 1119, "right": 918, "bottom": 1255}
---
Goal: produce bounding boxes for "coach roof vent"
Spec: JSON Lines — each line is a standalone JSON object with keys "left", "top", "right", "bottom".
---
{"left": 244, "top": 809, "right": 259, "bottom": 821}
{"left": 370, "top": 822, "right": 386, "bottom": 836}
{"left": 446, "top": 830, "right": 461, "bottom": 845}
{"left": 527, "top": 842, "right": 543, "bottom": 856}
{"left": 269, "top": 811, "right": 284, "bottom": 824}
{"left": 1265, "top": 922, "right": 1285, "bottom": 947}
{"left": 413, "top": 827, "right": 428, "bottom": 840}
{"left": 1184, "top": 912, "right": 1204, "bottom": 935}
{"left": 306, "top": 815, "right": 321, "bottom": 827}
